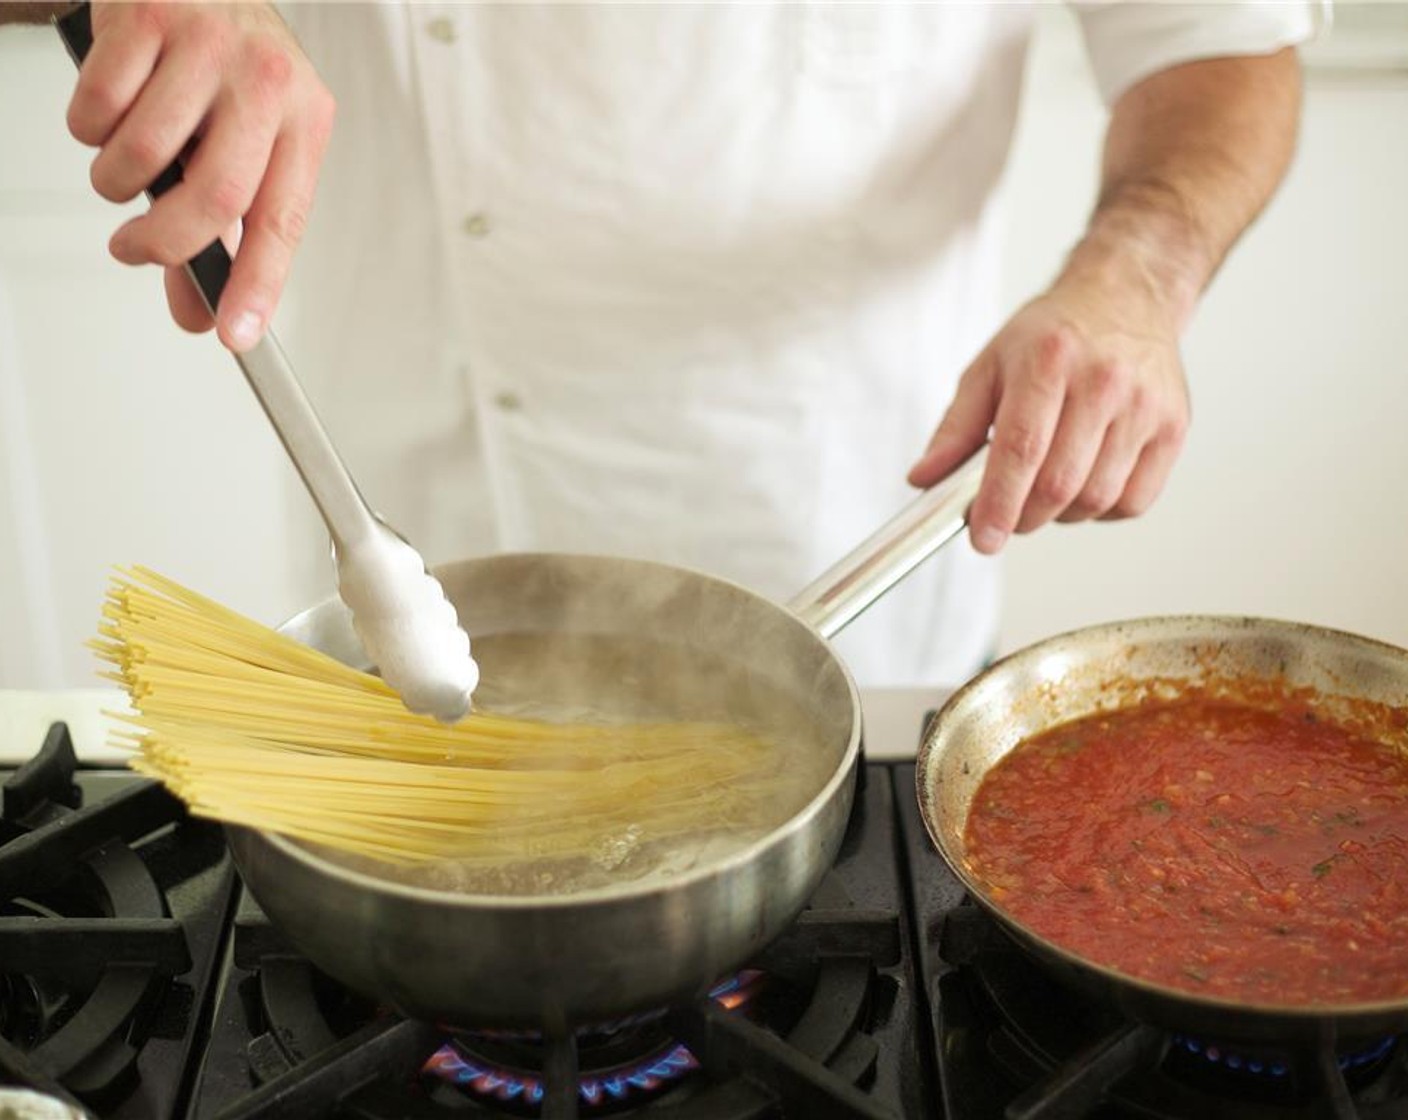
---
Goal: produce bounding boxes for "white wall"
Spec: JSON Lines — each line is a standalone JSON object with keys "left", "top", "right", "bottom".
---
{"left": 1, "top": 8, "right": 1406, "bottom": 687}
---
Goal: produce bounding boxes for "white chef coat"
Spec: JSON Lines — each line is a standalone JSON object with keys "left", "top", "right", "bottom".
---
{"left": 271, "top": 2, "right": 1316, "bottom": 690}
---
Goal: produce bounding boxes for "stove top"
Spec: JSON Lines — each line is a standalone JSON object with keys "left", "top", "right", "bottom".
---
{"left": 2, "top": 719, "right": 1406, "bottom": 1119}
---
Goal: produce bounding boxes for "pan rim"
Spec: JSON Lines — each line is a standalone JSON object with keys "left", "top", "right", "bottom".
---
{"left": 246, "top": 551, "right": 864, "bottom": 910}
{"left": 915, "top": 611, "right": 1408, "bottom": 1023}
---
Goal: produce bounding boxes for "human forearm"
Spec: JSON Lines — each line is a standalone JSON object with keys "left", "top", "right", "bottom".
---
{"left": 1062, "top": 48, "right": 1303, "bottom": 332}
{"left": 0, "top": 3, "right": 80, "bottom": 25}
{"left": 911, "top": 46, "right": 1303, "bottom": 550}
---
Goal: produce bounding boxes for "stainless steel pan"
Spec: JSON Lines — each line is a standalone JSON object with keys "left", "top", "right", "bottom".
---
{"left": 228, "top": 452, "right": 988, "bottom": 1031}
{"left": 916, "top": 615, "right": 1408, "bottom": 1044}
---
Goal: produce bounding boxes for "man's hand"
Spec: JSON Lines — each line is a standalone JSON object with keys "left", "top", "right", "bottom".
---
{"left": 908, "top": 268, "right": 1190, "bottom": 555}
{"left": 67, "top": 2, "right": 334, "bottom": 351}
{"left": 909, "top": 47, "right": 1302, "bottom": 555}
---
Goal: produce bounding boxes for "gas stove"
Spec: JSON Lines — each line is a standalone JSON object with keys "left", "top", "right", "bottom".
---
{"left": 2, "top": 708, "right": 1406, "bottom": 1119}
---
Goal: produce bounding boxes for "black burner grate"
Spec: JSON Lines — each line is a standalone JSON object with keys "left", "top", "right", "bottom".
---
{"left": 0, "top": 722, "right": 237, "bottom": 1120}
{"left": 205, "top": 886, "right": 898, "bottom": 1120}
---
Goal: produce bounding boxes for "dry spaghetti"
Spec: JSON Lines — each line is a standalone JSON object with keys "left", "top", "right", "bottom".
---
{"left": 93, "top": 567, "right": 788, "bottom": 867}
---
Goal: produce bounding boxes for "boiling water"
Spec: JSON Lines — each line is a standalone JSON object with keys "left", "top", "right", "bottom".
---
{"left": 311, "top": 631, "right": 846, "bottom": 897}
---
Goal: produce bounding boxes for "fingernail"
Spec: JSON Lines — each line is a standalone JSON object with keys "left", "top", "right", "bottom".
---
{"left": 973, "top": 526, "right": 1007, "bottom": 554}
{"left": 229, "top": 311, "right": 264, "bottom": 351}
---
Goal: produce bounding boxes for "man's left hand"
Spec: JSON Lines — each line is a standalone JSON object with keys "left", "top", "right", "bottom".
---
{"left": 907, "top": 272, "right": 1190, "bottom": 556}
{"left": 907, "top": 47, "right": 1303, "bottom": 557}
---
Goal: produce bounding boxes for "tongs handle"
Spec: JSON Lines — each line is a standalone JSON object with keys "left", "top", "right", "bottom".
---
{"left": 54, "top": 3, "right": 380, "bottom": 552}
{"left": 55, "top": 6, "right": 230, "bottom": 313}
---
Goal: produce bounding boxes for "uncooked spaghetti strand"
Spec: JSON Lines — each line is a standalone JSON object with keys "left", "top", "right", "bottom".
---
{"left": 148, "top": 748, "right": 778, "bottom": 862}
{"left": 134, "top": 732, "right": 782, "bottom": 845}
{"left": 120, "top": 654, "right": 762, "bottom": 757}
{"left": 99, "top": 565, "right": 790, "bottom": 865}
{"left": 127, "top": 720, "right": 772, "bottom": 820}
{"left": 125, "top": 704, "right": 777, "bottom": 777}
{"left": 103, "top": 612, "right": 768, "bottom": 755}
{"left": 113, "top": 567, "right": 380, "bottom": 684}
{"left": 134, "top": 745, "right": 765, "bottom": 813}
{"left": 160, "top": 774, "right": 761, "bottom": 863}
{"left": 127, "top": 695, "right": 774, "bottom": 769}
{"left": 178, "top": 794, "right": 759, "bottom": 864}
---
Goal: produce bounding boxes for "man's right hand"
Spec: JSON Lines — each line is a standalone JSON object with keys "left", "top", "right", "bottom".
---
{"left": 67, "top": 2, "right": 334, "bottom": 352}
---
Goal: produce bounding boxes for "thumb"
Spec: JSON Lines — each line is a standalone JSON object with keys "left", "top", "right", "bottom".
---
{"left": 907, "top": 357, "right": 997, "bottom": 488}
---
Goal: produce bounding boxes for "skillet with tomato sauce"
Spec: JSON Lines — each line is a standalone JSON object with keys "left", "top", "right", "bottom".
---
{"left": 964, "top": 696, "right": 1408, "bottom": 1006}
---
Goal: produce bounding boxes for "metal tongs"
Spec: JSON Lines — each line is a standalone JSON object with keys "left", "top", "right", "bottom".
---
{"left": 55, "top": 5, "right": 478, "bottom": 722}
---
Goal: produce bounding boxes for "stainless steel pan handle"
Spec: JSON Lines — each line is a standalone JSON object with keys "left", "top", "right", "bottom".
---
{"left": 787, "top": 445, "right": 988, "bottom": 639}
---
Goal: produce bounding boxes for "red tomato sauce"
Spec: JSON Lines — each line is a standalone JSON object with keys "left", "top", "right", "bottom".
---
{"left": 963, "top": 697, "right": 1408, "bottom": 1006}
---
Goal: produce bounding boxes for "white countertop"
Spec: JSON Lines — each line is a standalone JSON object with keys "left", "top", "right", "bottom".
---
{"left": 855, "top": 687, "right": 949, "bottom": 760}
{"left": 0, "top": 686, "right": 948, "bottom": 765}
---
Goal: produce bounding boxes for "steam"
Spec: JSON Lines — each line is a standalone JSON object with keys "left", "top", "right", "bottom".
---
{"left": 442, "top": 553, "right": 852, "bottom": 746}
{"left": 294, "top": 553, "right": 855, "bottom": 897}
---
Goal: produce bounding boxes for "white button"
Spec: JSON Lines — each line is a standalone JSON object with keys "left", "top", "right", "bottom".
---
{"left": 493, "top": 391, "right": 523, "bottom": 411}
{"left": 461, "top": 213, "right": 491, "bottom": 238}
{"left": 427, "top": 17, "right": 456, "bottom": 44}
